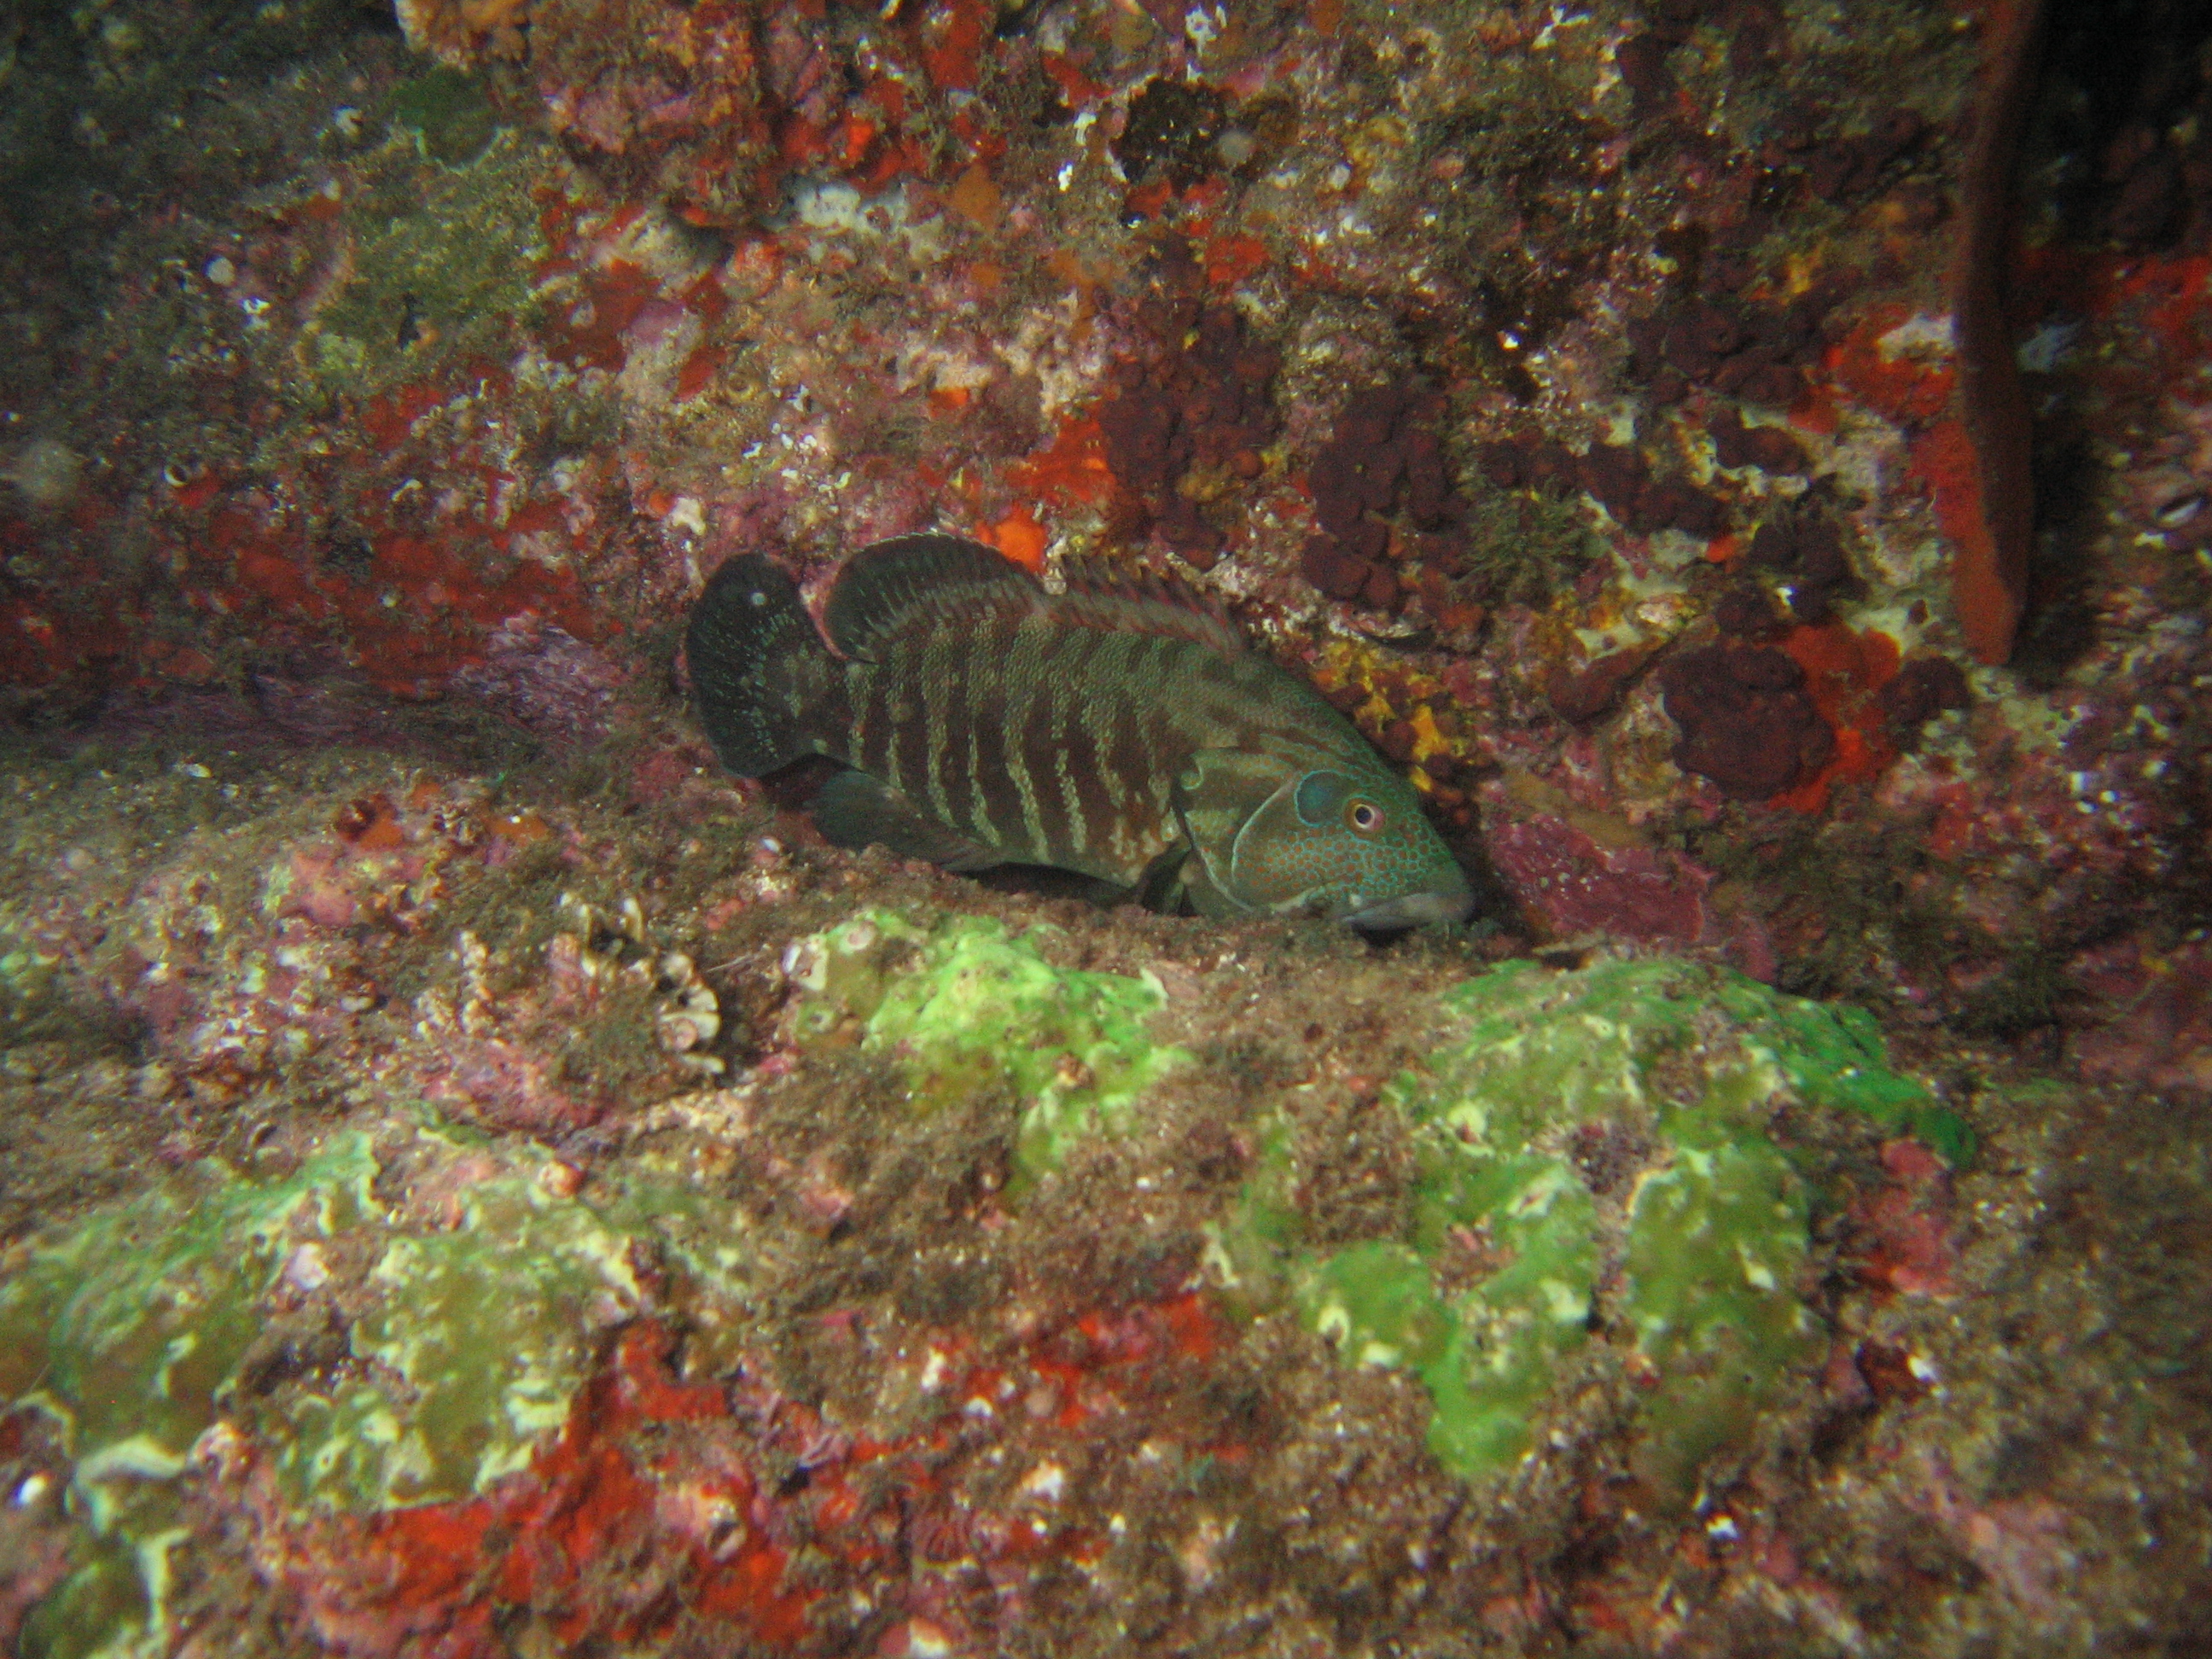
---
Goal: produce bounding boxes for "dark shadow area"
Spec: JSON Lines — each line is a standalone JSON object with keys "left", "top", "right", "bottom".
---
{"left": 2035, "top": 0, "right": 2212, "bottom": 251}
{"left": 2009, "top": 0, "right": 2212, "bottom": 679}
{"left": 2009, "top": 424, "right": 2103, "bottom": 689}
{"left": 3, "top": 662, "right": 546, "bottom": 777}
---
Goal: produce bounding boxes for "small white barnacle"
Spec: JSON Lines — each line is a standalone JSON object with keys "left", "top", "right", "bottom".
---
{"left": 749, "top": 589, "right": 768, "bottom": 607}
{"left": 656, "top": 952, "right": 725, "bottom": 1076}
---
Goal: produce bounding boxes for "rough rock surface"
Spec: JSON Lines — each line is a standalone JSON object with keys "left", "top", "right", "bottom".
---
{"left": 2, "top": 0, "right": 2209, "bottom": 1652}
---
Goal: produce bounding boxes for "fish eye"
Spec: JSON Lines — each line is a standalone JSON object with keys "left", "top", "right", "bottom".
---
{"left": 1347, "top": 800, "right": 1383, "bottom": 833}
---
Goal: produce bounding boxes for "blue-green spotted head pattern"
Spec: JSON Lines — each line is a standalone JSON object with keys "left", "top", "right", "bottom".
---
{"left": 1173, "top": 742, "right": 1472, "bottom": 928}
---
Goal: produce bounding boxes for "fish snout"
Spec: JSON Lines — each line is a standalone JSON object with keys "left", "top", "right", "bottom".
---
{"left": 1343, "top": 873, "right": 1476, "bottom": 931}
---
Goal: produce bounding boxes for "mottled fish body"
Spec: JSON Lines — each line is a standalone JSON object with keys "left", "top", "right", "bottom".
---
{"left": 688, "top": 535, "right": 1472, "bottom": 928}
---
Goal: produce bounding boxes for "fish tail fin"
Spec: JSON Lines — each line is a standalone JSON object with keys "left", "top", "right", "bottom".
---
{"left": 687, "top": 555, "right": 829, "bottom": 776}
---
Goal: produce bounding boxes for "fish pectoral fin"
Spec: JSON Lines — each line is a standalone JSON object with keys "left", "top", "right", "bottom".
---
{"left": 812, "top": 771, "right": 1003, "bottom": 872}
{"left": 1133, "top": 841, "right": 1196, "bottom": 914}
{"left": 1165, "top": 841, "right": 1245, "bottom": 918}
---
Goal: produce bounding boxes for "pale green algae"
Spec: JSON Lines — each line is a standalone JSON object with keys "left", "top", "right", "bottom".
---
{"left": 0, "top": 1133, "right": 381, "bottom": 1659}
{"left": 780, "top": 909, "right": 1190, "bottom": 1180}
{"left": 275, "top": 1150, "right": 647, "bottom": 1510}
{"left": 1224, "top": 956, "right": 1969, "bottom": 1500}
{"left": 776, "top": 915, "right": 1967, "bottom": 1502}
{"left": 0, "top": 1132, "right": 383, "bottom": 1502}
{"left": 0, "top": 917, "right": 66, "bottom": 1044}
{"left": 0, "top": 1126, "right": 760, "bottom": 1659}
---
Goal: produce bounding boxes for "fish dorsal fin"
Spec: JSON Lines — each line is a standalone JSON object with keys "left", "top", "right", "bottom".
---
{"left": 1053, "top": 554, "right": 1248, "bottom": 656}
{"left": 821, "top": 533, "right": 1045, "bottom": 661}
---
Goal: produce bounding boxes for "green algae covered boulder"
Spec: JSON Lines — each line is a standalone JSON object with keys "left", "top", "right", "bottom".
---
{"left": 1232, "top": 955, "right": 1967, "bottom": 1501}
{"left": 276, "top": 1152, "right": 648, "bottom": 1511}
{"left": 0, "top": 1133, "right": 384, "bottom": 1659}
{"left": 0, "top": 1133, "right": 383, "bottom": 1497}
{"left": 779, "top": 909, "right": 1190, "bottom": 1181}
{"left": 772, "top": 917, "right": 1965, "bottom": 1506}
{"left": 0, "top": 1126, "right": 761, "bottom": 1657}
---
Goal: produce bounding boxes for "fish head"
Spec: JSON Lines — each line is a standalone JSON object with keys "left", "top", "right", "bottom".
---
{"left": 1176, "top": 748, "right": 1474, "bottom": 928}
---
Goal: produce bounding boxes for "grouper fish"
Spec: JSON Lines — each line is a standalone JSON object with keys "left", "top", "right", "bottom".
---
{"left": 686, "top": 534, "right": 1474, "bottom": 928}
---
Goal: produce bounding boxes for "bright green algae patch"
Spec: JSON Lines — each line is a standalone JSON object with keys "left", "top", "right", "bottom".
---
{"left": 773, "top": 919, "right": 1962, "bottom": 1501}
{"left": 0, "top": 1128, "right": 760, "bottom": 1658}
{"left": 1232, "top": 956, "right": 1966, "bottom": 1500}
{"left": 782, "top": 909, "right": 1190, "bottom": 1180}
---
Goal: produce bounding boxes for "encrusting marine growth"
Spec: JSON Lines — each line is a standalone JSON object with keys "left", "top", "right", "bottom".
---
{"left": 780, "top": 914, "right": 1968, "bottom": 1503}
{"left": 1219, "top": 954, "right": 1968, "bottom": 1497}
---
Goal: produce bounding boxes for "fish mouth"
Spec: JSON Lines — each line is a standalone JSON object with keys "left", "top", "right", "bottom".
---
{"left": 1343, "top": 880, "right": 1476, "bottom": 931}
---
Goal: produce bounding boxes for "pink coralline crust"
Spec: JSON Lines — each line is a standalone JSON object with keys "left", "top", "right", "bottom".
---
{"left": 1846, "top": 1138, "right": 1960, "bottom": 1298}
{"left": 1484, "top": 811, "right": 1708, "bottom": 941}
{"left": 448, "top": 619, "right": 631, "bottom": 744}
{"left": 282, "top": 847, "right": 367, "bottom": 929}
{"left": 1912, "top": 1455, "right": 2078, "bottom": 1619}
{"left": 1910, "top": 754, "right": 2160, "bottom": 880}
{"left": 1865, "top": 704, "right": 2189, "bottom": 1039}
{"left": 624, "top": 739, "right": 722, "bottom": 811}
{"left": 1536, "top": 730, "right": 1618, "bottom": 814}
{"left": 1479, "top": 798, "right": 1777, "bottom": 979}
{"left": 2064, "top": 936, "right": 2212, "bottom": 1099}
{"left": 425, "top": 1036, "right": 604, "bottom": 1135}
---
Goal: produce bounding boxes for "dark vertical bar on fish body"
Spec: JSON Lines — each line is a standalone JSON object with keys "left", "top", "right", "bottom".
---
{"left": 858, "top": 657, "right": 897, "bottom": 781}
{"left": 1148, "top": 637, "right": 1215, "bottom": 761}
{"left": 969, "top": 624, "right": 1017, "bottom": 847}
{"left": 1103, "top": 684, "right": 1154, "bottom": 828}
{"left": 1076, "top": 632, "right": 1126, "bottom": 819}
{"left": 841, "top": 660, "right": 876, "bottom": 772}
{"left": 887, "top": 646, "right": 933, "bottom": 812}
{"left": 933, "top": 631, "right": 975, "bottom": 836}
{"left": 806, "top": 655, "right": 853, "bottom": 760}
{"left": 1060, "top": 631, "right": 1116, "bottom": 863}
{"left": 1045, "top": 626, "right": 1094, "bottom": 865}
{"left": 953, "top": 617, "right": 1007, "bottom": 842}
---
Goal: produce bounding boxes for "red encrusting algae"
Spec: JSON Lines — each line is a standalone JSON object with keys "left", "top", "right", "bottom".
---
{"left": 1773, "top": 620, "right": 1902, "bottom": 812}
{"left": 273, "top": 1294, "right": 1234, "bottom": 1655}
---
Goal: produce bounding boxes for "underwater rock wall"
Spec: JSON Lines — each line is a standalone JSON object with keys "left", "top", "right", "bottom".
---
{"left": 1, "top": 0, "right": 2209, "bottom": 1651}
{"left": 2, "top": 0, "right": 2204, "bottom": 1067}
